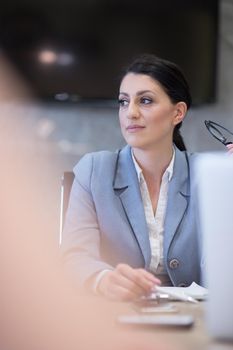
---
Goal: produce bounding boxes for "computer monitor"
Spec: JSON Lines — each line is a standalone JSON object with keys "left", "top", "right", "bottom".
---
{"left": 0, "top": 0, "right": 219, "bottom": 104}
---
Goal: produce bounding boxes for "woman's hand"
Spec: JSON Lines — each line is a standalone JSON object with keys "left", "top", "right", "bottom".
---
{"left": 226, "top": 143, "right": 233, "bottom": 154}
{"left": 97, "top": 263, "right": 161, "bottom": 301}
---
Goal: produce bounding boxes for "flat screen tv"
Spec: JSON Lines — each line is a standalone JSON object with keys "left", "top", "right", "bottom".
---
{"left": 0, "top": 0, "right": 219, "bottom": 105}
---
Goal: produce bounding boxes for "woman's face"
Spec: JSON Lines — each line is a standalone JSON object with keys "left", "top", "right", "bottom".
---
{"left": 118, "top": 73, "right": 184, "bottom": 150}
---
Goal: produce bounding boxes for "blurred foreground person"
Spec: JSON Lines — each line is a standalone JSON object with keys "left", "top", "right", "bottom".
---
{"left": 0, "top": 54, "right": 174, "bottom": 350}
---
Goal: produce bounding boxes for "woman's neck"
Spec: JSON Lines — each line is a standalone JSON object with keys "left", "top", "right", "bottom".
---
{"left": 132, "top": 143, "right": 174, "bottom": 181}
{"left": 132, "top": 143, "right": 174, "bottom": 214}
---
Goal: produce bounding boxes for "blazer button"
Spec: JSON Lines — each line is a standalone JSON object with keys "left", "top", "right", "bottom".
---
{"left": 178, "top": 282, "right": 187, "bottom": 287}
{"left": 169, "top": 258, "right": 180, "bottom": 269}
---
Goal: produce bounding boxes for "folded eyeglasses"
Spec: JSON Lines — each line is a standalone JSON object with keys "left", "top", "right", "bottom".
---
{"left": 205, "top": 120, "right": 233, "bottom": 146}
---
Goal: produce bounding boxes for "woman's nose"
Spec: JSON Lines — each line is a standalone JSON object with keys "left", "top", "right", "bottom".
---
{"left": 127, "top": 101, "right": 140, "bottom": 119}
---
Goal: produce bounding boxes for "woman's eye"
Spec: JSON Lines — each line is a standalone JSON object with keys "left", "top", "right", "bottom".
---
{"left": 118, "top": 99, "right": 129, "bottom": 107}
{"left": 141, "top": 97, "right": 152, "bottom": 104}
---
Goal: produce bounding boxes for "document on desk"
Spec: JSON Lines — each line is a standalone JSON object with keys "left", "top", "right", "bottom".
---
{"left": 150, "top": 282, "right": 208, "bottom": 302}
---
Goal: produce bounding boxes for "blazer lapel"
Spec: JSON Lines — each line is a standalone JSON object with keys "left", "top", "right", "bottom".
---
{"left": 163, "top": 148, "right": 190, "bottom": 256}
{"left": 113, "top": 146, "right": 151, "bottom": 267}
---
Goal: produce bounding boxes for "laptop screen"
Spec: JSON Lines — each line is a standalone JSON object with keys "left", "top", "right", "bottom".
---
{"left": 196, "top": 152, "right": 233, "bottom": 341}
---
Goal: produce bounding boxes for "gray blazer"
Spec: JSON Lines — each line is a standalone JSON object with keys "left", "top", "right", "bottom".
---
{"left": 62, "top": 145, "right": 202, "bottom": 287}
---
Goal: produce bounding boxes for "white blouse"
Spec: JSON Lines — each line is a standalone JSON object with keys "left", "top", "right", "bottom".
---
{"left": 132, "top": 150, "right": 175, "bottom": 278}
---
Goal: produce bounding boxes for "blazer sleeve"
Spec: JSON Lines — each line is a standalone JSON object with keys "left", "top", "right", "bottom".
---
{"left": 61, "top": 153, "right": 114, "bottom": 288}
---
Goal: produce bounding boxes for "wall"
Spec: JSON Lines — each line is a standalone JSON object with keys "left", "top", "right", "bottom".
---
{"left": 182, "top": 0, "right": 233, "bottom": 152}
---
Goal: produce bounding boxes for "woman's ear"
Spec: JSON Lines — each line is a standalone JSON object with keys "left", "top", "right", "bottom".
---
{"left": 173, "top": 102, "right": 187, "bottom": 126}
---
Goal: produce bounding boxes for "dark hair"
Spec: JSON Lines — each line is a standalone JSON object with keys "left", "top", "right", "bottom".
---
{"left": 121, "top": 54, "right": 192, "bottom": 151}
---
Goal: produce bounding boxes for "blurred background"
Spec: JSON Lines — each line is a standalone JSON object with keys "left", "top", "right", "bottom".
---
{"left": 0, "top": 0, "right": 232, "bottom": 242}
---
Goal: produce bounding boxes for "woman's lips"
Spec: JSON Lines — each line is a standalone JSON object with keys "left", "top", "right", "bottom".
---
{"left": 126, "top": 125, "right": 145, "bottom": 133}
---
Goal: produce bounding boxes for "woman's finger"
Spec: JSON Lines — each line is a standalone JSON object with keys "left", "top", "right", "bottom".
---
{"left": 116, "top": 264, "right": 160, "bottom": 293}
{"left": 138, "top": 268, "right": 161, "bottom": 285}
{"left": 110, "top": 269, "right": 146, "bottom": 295}
{"left": 98, "top": 269, "right": 144, "bottom": 300}
{"left": 226, "top": 144, "right": 233, "bottom": 154}
{"left": 98, "top": 264, "right": 162, "bottom": 301}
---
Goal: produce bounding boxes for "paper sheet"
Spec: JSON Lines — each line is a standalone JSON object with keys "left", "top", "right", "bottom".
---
{"left": 156, "top": 282, "right": 208, "bottom": 300}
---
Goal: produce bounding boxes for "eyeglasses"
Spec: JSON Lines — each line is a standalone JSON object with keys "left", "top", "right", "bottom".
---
{"left": 204, "top": 120, "right": 233, "bottom": 146}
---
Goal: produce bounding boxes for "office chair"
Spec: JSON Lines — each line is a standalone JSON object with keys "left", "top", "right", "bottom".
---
{"left": 59, "top": 171, "right": 74, "bottom": 245}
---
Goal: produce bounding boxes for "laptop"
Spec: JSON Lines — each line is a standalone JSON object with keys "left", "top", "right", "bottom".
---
{"left": 195, "top": 152, "right": 233, "bottom": 341}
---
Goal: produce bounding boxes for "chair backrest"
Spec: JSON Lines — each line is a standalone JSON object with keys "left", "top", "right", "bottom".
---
{"left": 59, "top": 171, "right": 74, "bottom": 245}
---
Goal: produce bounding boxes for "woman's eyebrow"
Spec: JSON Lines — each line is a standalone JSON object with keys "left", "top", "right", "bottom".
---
{"left": 118, "top": 92, "right": 128, "bottom": 96}
{"left": 119, "top": 90, "right": 155, "bottom": 96}
{"left": 136, "top": 90, "right": 155, "bottom": 96}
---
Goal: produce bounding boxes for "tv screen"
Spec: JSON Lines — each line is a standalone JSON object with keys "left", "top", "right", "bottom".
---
{"left": 0, "top": 0, "right": 219, "bottom": 105}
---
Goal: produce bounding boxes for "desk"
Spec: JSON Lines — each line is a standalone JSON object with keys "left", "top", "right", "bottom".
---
{"left": 108, "top": 301, "right": 233, "bottom": 350}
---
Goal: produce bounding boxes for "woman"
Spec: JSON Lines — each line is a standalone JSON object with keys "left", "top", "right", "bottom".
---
{"left": 62, "top": 54, "right": 233, "bottom": 301}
